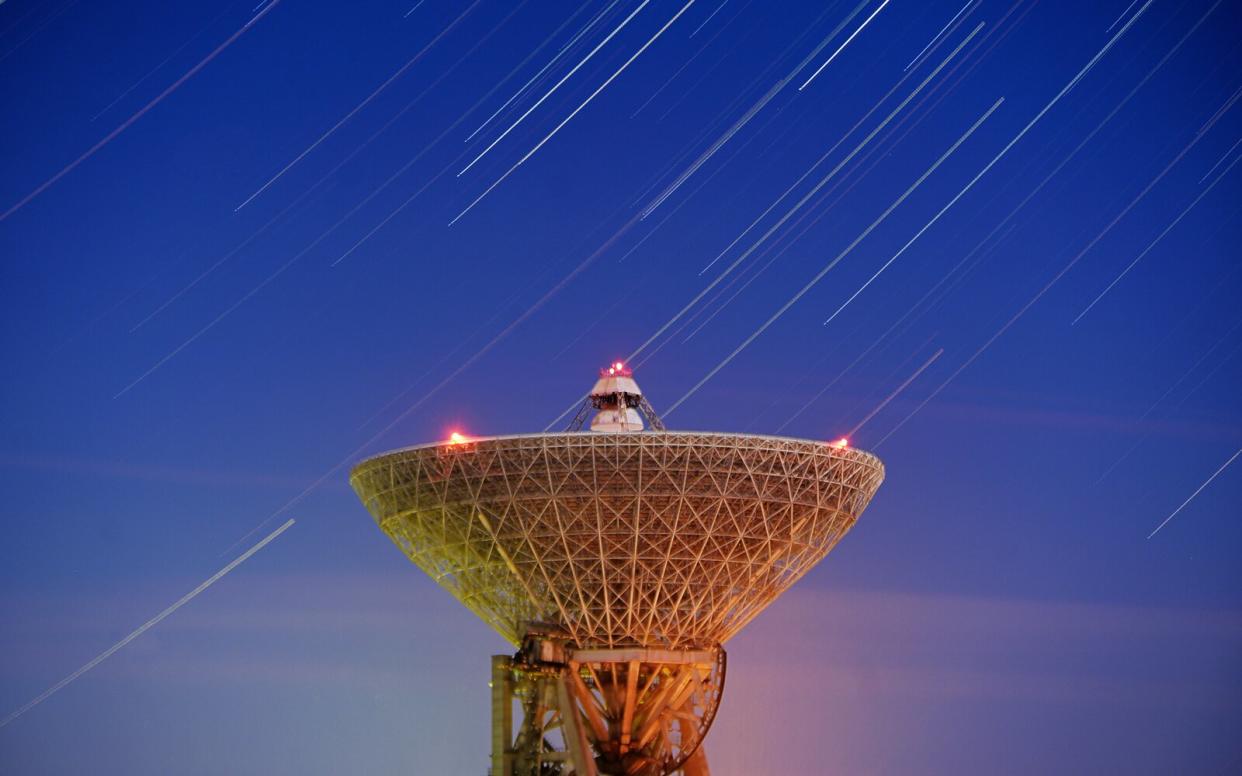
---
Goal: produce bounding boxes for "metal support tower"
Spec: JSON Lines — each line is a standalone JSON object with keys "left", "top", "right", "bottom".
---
{"left": 490, "top": 628, "right": 720, "bottom": 775}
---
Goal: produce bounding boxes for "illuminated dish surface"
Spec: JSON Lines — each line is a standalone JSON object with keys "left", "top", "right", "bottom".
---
{"left": 351, "top": 431, "right": 884, "bottom": 650}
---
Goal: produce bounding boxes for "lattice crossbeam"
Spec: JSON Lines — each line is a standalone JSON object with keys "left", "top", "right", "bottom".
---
{"left": 352, "top": 432, "right": 885, "bottom": 650}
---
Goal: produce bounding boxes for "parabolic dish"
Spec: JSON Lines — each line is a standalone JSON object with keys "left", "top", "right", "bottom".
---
{"left": 351, "top": 431, "right": 884, "bottom": 650}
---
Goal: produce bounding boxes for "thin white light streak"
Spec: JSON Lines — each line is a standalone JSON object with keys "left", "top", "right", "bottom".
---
{"left": 1094, "top": 317, "right": 1242, "bottom": 485}
{"left": 689, "top": 0, "right": 728, "bottom": 38}
{"left": 0, "top": 0, "right": 83, "bottom": 66}
{"left": 117, "top": 146, "right": 477, "bottom": 396}
{"left": 875, "top": 83, "right": 1232, "bottom": 449}
{"left": 641, "top": 79, "right": 781, "bottom": 218}
{"left": 131, "top": 3, "right": 528, "bottom": 333}
{"left": 639, "top": 0, "right": 851, "bottom": 168}
{"left": 649, "top": 152, "right": 801, "bottom": 345}
{"left": 846, "top": 348, "right": 943, "bottom": 438}
{"left": 799, "top": 0, "right": 891, "bottom": 91}
{"left": 631, "top": 0, "right": 750, "bottom": 120}
{"left": 1106, "top": 0, "right": 1140, "bottom": 33}
{"left": 1199, "top": 135, "right": 1242, "bottom": 183}
{"left": 1147, "top": 448, "right": 1241, "bottom": 539}
{"left": 557, "top": 0, "right": 615, "bottom": 53}
{"left": 776, "top": 223, "right": 1014, "bottom": 434}
{"left": 0, "top": 1, "right": 46, "bottom": 42}
{"left": 330, "top": 152, "right": 458, "bottom": 265}
{"left": 457, "top": 0, "right": 647, "bottom": 178}
{"left": 223, "top": 218, "right": 666, "bottom": 554}
{"left": 556, "top": 118, "right": 778, "bottom": 359}
{"left": 116, "top": 12, "right": 543, "bottom": 389}
{"left": 134, "top": 0, "right": 529, "bottom": 330}
{"left": 679, "top": 109, "right": 886, "bottom": 342}
{"left": 630, "top": 18, "right": 784, "bottom": 207}
{"left": 234, "top": 1, "right": 480, "bottom": 212}
{"left": 222, "top": 222, "right": 638, "bottom": 552}
{"left": 821, "top": 22, "right": 1131, "bottom": 331}
{"left": 644, "top": 25, "right": 983, "bottom": 346}
{"left": 450, "top": 1, "right": 697, "bottom": 225}
{"left": 678, "top": 263, "right": 759, "bottom": 343}
{"left": 1172, "top": 337, "right": 1242, "bottom": 411}
{"left": 0, "top": 0, "right": 283, "bottom": 222}
{"left": 699, "top": 15, "right": 975, "bottom": 276}
{"left": 893, "top": 0, "right": 1214, "bottom": 321}
{"left": 92, "top": 3, "right": 240, "bottom": 123}
{"left": 541, "top": 22, "right": 983, "bottom": 433}
{"left": 662, "top": 98, "right": 1002, "bottom": 417}
{"left": 0, "top": 519, "right": 296, "bottom": 729}
{"left": 130, "top": 194, "right": 316, "bottom": 333}
{"left": 641, "top": 0, "right": 874, "bottom": 219}
{"left": 830, "top": 0, "right": 1172, "bottom": 333}
{"left": 318, "top": 2, "right": 542, "bottom": 265}
{"left": 465, "top": 0, "right": 613, "bottom": 143}
{"left": 904, "top": 0, "right": 974, "bottom": 71}
{"left": 1073, "top": 151, "right": 1240, "bottom": 325}
{"left": 403, "top": 0, "right": 426, "bottom": 18}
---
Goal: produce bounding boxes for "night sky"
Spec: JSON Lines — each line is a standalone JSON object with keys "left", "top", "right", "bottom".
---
{"left": 2, "top": 1, "right": 1240, "bottom": 773}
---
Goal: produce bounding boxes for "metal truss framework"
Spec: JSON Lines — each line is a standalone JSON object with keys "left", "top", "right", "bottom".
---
{"left": 352, "top": 431, "right": 884, "bottom": 775}
{"left": 566, "top": 395, "right": 667, "bottom": 432}
{"left": 352, "top": 432, "right": 885, "bottom": 649}
{"left": 490, "top": 631, "right": 722, "bottom": 776}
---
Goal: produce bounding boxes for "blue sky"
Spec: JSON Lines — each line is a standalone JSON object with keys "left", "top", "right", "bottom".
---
{"left": 1, "top": 1, "right": 1240, "bottom": 773}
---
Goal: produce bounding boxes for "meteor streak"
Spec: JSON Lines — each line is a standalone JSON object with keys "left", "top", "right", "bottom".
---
{"left": 233, "top": 1, "right": 481, "bottom": 211}
{"left": 776, "top": 224, "right": 1014, "bottom": 434}
{"left": 874, "top": 86, "right": 1235, "bottom": 448}
{"left": 640, "top": 79, "right": 783, "bottom": 218}
{"left": 699, "top": 18, "right": 980, "bottom": 275}
{"left": 0, "top": 0, "right": 45, "bottom": 42}
{"left": 813, "top": 0, "right": 1181, "bottom": 346}
{"left": 689, "top": 0, "right": 728, "bottom": 38}
{"left": 902, "top": 0, "right": 1215, "bottom": 316}
{"left": 846, "top": 348, "right": 943, "bottom": 438}
{"left": 1199, "top": 136, "right": 1242, "bottom": 182}
{"left": 799, "top": 0, "right": 891, "bottom": 91}
{"left": 641, "top": 25, "right": 983, "bottom": 344}
{"left": 122, "top": 6, "right": 530, "bottom": 360}
{"left": 450, "top": 1, "right": 698, "bottom": 225}
{"left": 904, "top": 0, "right": 975, "bottom": 72}
{"left": 220, "top": 207, "right": 669, "bottom": 555}
{"left": 465, "top": 0, "right": 607, "bottom": 143}
{"left": 0, "top": 0, "right": 81, "bottom": 65}
{"left": 0, "top": 519, "right": 296, "bottom": 729}
{"left": 542, "top": 26, "right": 984, "bottom": 433}
{"left": 91, "top": 2, "right": 241, "bottom": 122}
{"left": 1095, "top": 318, "right": 1242, "bottom": 484}
{"left": 1106, "top": 0, "right": 1141, "bottom": 33}
{"left": 630, "top": 0, "right": 747, "bottom": 120}
{"left": 662, "top": 98, "right": 1002, "bottom": 417}
{"left": 641, "top": 0, "right": 877, "bottom": 218}
{"left": 133, "top": 0, "right": 520, "bottom": 326}
{"left": 118, "top": 147, "right": 471, "bottom": 395}
{"left": 1147, "top": 448, "right": 1241, "bottom": 539}
{"left": 457, "top": 0, "right": 648, "bottom": 178}
{"left": 1073, "top": 151, "right": 1240, "bottom": 325}
{"left": 820, "top": 13, "right": 1147, "bottom": 330}
{"left": 0, "top": 0, "right": 283, "bottom": 222}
